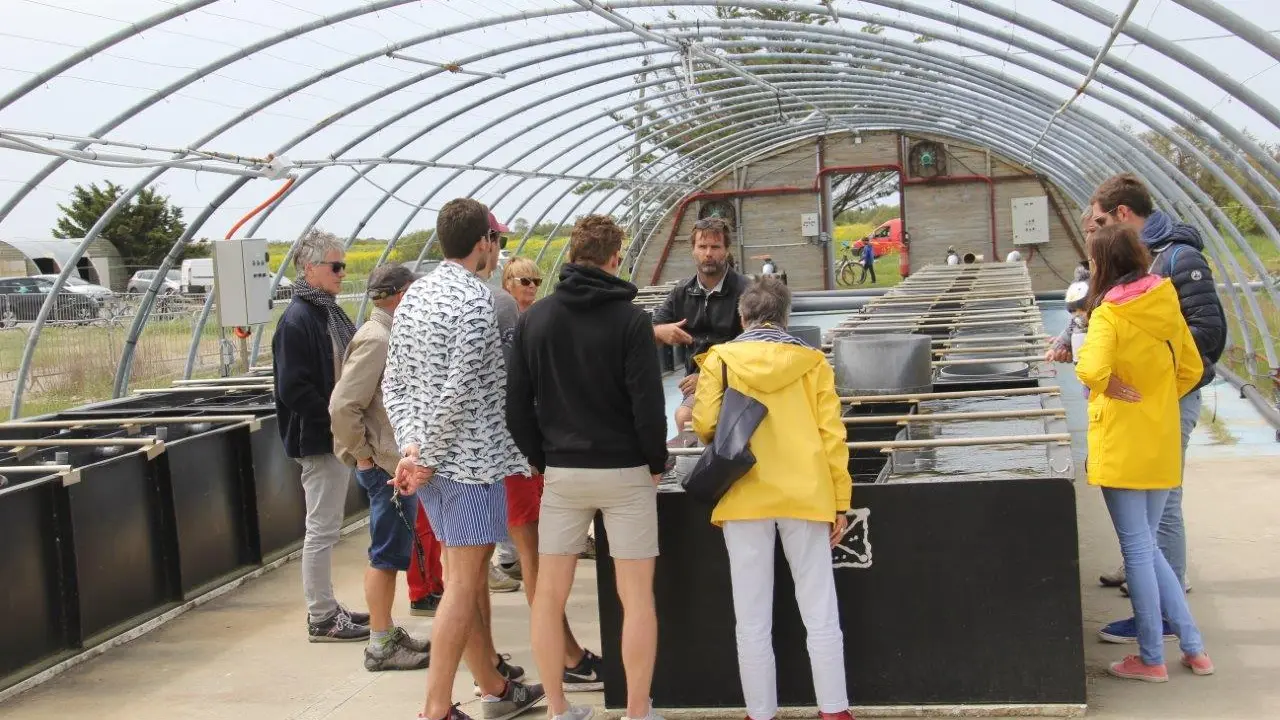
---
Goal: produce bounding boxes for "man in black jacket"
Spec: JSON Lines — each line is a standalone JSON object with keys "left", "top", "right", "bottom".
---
{"left": 506, "top": 215, "right": 667, "bottom": 720}
{"left": 1089, "top": 173, "right": 1227, "bottom": 643}
{"left": 272, "top": 228, "right": 370, "bottom": 642}
{"left": 652, "top": 217, "right": 745, "bottom": 432}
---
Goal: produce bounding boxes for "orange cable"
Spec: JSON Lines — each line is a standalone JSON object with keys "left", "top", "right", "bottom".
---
{"left": 225, "top": 176, "right": 295, "bottom": 240}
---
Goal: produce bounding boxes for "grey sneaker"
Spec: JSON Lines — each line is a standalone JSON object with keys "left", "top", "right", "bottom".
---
{"left": 391, "top": 625, "right": 431, "bottom": 654}
{"left": 308, "top": 610, "right": 369, "bottom": 643}
{"left": 364, "top": 640, "right": 430, "bottom": 671}
{"left": 551, "top": 707, "right": 594, "bottom": 720}
{"left": 1099, "top": 564, "right": 1125, "bottom": 587}
{"left": 488, "top": 564, "right": 521, "bottom": 593}
{"left": 481, "top": 680, "right": 545, "bottom": 720}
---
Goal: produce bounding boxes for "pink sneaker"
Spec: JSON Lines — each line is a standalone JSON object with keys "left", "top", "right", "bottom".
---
{"left": 819, "top": 712, "right": 855, "bottom": 720}
{"left": 1181, "top": 653, "right": 1215, "bottom": 675}
{"left": 1108, "top": 655, "right": 1169, "bottom": 682}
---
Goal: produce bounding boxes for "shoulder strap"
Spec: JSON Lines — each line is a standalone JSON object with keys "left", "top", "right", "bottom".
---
{"left": 1151, "top": 245, "right": 1183, "bottom": 277}
{"left": 721, "top": 356, "right": 728, "bottom": 388}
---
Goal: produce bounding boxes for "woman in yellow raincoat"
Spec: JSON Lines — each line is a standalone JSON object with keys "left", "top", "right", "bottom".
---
{"left": 692, "top": 277, "right": 854, "bottom": 720}
{"left": 1076, "top": 224, "right": 1214, "bottom": 683}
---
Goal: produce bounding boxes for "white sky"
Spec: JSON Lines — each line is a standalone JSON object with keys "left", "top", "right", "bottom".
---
{"left": 0, "top": 0, "right": 1276, "bottom": 245}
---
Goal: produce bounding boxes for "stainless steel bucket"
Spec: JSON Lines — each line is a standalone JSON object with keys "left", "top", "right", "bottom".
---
{"left": 788, "top": 325, "right": 822, "bottom": 348}
{"left": 832, "top": 334, "right": 933, "bottom": 396}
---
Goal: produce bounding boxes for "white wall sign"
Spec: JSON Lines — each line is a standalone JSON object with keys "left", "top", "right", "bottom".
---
{"left": 1011, "top": 196, "right": 1050, "bottom": 245}
{"left": 800, "top": 212, "right": 820, "bottom": 237}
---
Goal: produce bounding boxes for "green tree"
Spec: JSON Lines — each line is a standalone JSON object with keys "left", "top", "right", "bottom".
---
{"left": 52, "top": 181, "right": 188, "bottom": 271}
{"left": 392, "top": 229, "right": 443, "bottom": 264}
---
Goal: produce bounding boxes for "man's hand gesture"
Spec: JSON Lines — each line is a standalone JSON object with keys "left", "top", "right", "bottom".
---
{"left": 655, "top": 319, "right": 693, "bottom": 346}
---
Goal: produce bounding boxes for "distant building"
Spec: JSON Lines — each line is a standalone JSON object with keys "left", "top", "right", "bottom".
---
{"left": 0, "top": 237, "right": 126, "bottom": 290}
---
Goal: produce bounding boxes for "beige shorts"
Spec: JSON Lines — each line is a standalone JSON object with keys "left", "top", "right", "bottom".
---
{"left": 540, "top": 466, "right": 659, "bottom": 560}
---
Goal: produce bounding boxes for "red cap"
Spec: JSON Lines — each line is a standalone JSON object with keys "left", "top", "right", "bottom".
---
{"left": 488, "top": 211, "right": 509, "bottom": 234}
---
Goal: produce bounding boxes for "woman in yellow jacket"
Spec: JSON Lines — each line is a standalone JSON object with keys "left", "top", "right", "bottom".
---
{"left": 1076, "top": 224, "right": 1214, "bottom": 683}
{"left": 692, "top": 277, "right": 854, "bottom": 720}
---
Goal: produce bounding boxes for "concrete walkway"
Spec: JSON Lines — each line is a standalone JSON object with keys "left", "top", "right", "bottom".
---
{"left": 1, "top": 453, "right": 1277, "bottom": 719}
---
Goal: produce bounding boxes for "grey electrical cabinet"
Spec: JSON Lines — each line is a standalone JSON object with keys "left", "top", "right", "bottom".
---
{"left": 213, "top": 238, "right": 273, "bottom": 327}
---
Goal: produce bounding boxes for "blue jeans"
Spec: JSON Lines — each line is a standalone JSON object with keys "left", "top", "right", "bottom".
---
{"left": 1103, "top": 487, "right": 1204, "bottom": 665}
{"left": 1158, "top": 389, "right": 1201, "bottom": 586}
{"left": 356, "top": 466, "right": 417, "bottom": 571}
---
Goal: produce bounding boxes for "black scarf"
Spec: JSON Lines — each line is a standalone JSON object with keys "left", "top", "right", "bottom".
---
{"left": 293, "top": 277, "right": 355, "bottom": 352}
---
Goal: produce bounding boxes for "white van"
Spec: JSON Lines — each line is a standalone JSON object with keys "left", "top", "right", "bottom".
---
{"left": 181, "top": 258, "right": 215, "bottom": 294}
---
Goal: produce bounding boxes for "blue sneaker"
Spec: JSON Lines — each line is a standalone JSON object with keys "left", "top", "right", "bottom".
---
{"left": 1099, "top": 617, "right": 1177, "bottom": 644}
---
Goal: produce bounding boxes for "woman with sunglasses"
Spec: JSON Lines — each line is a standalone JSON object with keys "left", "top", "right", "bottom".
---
{"left": 502, "top": 257, "right": 543, "bottom": 313}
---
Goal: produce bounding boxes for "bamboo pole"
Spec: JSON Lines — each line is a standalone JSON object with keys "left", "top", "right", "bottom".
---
{"left": 134, "top": 385, "right": 273, "bottom": 394}
{"left": 172, "top": 377, "right": 271, "bottom": 385}
{"left": 840, "top": 386, "right": 1060, "bottom": 403}
{"left": 665, "top": 433, "right": 1071, "bottom": 455}
{"left": 0, "top": 437, "right": 159, "bottom": 447}
{"left": 843, "top": 408, "right": 1065, "bottom": 424}
{"left": 0, "top": 465, "right": 73, "bottom": 473}
{"left": 0, "top": 414, "right": 259, "bottom": 429}
{"left": 933, "top": 355, "right": 1045, "bottom": 366}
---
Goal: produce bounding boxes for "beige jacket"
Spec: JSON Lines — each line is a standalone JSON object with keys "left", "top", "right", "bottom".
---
{"left": 329, "top": 307, "right": 401, "bottom": 476}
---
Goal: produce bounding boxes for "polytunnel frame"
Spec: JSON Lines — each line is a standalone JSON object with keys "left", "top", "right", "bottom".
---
{"left": 0, "top": 1, "right": 1274, "bottom": 415}
{"left": 101, "top": 11, "right": 1280, "bottom": 387}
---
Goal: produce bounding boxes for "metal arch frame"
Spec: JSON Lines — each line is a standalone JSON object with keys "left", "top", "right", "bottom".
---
{"left": 215, "top": 25, "right": 1274, "bottom": 363}
{"left": 0, "top": 2, "right": 1274, "bottom": 411}
{"left": 77, "top": 20, "right": 1280, "bottom": 368}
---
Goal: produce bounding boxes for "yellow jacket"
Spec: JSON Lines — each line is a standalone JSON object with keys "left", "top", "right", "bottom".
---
{"left": 692, "top": 337, "right": 852, "bottom": 526}
{"left": 1076, "top": 277, "right": 1203, "bottom": 490}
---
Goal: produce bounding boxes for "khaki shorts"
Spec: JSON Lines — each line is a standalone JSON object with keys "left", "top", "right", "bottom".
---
{"left": 540, "top": 466, "right": 659, "bottom": 560}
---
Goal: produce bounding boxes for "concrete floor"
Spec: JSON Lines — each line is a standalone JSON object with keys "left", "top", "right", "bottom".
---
{"left": 1, "top": 453, "right": 1277, "bottom": 719}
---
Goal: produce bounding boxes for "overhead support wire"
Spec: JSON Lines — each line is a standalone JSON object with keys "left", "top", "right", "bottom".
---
{"left": 385, "top": 52, "right": 509, "bottom": 79}
{"left": 570, "top": 0, "right": 861, "bottom": 138}
{"left": 1029, "top": 0, "right": 1141, "bottom": 155}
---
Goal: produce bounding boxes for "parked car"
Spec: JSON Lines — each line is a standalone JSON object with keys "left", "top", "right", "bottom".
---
{"left": 127, "top": 269, "right": 181, "bottom": 294}
{"left": 181, "top": 258, "right": 215, "bottom": 294}
{"left": 33, "top": 274, "right": 114, "bottom": 302}
{"left": 851, "top": 218, "right": 907, "bottom": 258}
{"left": 0, "top": 276, "right": 99, "bottom": 326}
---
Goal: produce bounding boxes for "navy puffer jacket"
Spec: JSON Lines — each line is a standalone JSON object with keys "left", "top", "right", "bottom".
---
{"left": 1143, "top": 216, "right": 1227, "bottom": 390}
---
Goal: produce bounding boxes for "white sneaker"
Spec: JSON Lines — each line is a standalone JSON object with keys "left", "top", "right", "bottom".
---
{"left": 551, "top": 707, "right": 594, "bottom": 720}
{"left": 621, "top": 702, "right": 663, "bottom": 720}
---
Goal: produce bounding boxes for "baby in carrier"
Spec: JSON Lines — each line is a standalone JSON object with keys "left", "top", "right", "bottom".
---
{"left": 1049, "top": 263, "right": 1092, "bottom": 396}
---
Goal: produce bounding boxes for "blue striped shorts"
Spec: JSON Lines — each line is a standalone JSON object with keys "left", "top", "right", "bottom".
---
{"left": 416, "top": 474, "right": 509, "bottom": 548}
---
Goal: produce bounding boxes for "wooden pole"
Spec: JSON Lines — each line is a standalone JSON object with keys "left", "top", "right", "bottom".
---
{"left": 840, "top": 386, "right": 1060, "bottom": 403}
{"left": 843, "top": 408, "right": 1065, "bottom": 424}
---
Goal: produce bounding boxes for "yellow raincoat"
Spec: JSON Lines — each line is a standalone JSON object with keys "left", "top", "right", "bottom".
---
{"left": 1076, "top": 277, "right": 1203, "bottom": 490}
{"left": 692, "top": 339, "right": 852, "bottom": 526}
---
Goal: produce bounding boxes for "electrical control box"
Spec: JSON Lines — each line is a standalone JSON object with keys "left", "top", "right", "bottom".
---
{"left": 1011, "top": 196, "right": 1050, "bottom": 245}
{"left": 213, "top": 238, "right": 273, "bottom": 327}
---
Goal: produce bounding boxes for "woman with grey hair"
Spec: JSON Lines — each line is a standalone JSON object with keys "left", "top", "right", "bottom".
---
{"left": 272, "top": 228, "right": 370, "bottom": 642}
{"left": 691, "top": 277, "right": 855, "bottom": 720}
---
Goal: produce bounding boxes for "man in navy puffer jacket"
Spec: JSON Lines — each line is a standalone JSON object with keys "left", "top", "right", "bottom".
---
{"left": 1088, "top": 173, "right": 1227, "bottom": 644}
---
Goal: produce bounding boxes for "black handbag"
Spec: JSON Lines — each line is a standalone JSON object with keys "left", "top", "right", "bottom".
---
{"left": 681, "top": 359, "right": 768, "bottom": 504}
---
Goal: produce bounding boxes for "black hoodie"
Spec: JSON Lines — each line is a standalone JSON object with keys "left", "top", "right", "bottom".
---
{"left": 506, "top": 263, "right": 668, "bottom": 475}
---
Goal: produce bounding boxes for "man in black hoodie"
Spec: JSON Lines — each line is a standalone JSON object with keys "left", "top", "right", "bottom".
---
{"left": 1088, "top": 173, "right": 1227, "bottom": 643}
{"left": 506, "top": 215, "right": 667, "bottom": 720}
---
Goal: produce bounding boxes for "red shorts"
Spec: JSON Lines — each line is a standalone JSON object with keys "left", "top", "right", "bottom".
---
{"left": 504, "top": 473, "right": 544, "bottom": 527}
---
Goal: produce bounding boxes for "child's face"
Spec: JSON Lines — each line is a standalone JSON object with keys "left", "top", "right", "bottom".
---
{"left": 1072, "top": 309, "right": 1089, "bottom": 320}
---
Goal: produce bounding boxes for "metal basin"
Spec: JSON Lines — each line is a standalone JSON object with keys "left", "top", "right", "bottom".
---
{"left": 788, "top": 325, "right": 822, "bottom": 348}
{"left": 937, "top": 359, "right": 1031, "bottom": 381}
{"left": 833, "top": 334, "right": 932, "bottom": 396}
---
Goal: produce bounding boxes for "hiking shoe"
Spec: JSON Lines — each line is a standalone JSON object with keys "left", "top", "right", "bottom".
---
{"left": 489, "top": 564, "right": 521, "bottom": 593}
{"left": 579, "top": 536, "right": 596, "bottom": 560}
{"left": 308, "top": 610, "right": 369, "bottom": 643}
{"left": 480, "top": 680, "right": 545, "bottom": 720}
{"left": 551, "top": 707, "right": 594, "bottom": 720}
{"left": 1107, "top": 655, "right": 1168, "bottom": 682}
{"left": 474, "top": 653, "right": 527, "bottom": 697}
{"left": 1099, "top": 564, "right": 1125, "bottom": 587}
{"left": 563, "top": 649, "right": 604, "bottom": 692}
{"left": 339, "top": 604, "right": 370, "bottom": 626}
{"left": 418, "top": 705, "right": 473, "bottom": 720}
{"left": 497, "top": 653, "right": 525, "bottom": 681}
{"left": 1099, "top": 617, "right": 1176, "bottom": 644}
{"left": 391, "top": 626, "right": 431, "bottom": 654}
{"left": 410, "top": 593, "right": 442, "bottom": 617}
{"left": 1181, "top": 652, "right": 1215, "bottom": 675}
{"left": 499, "top": 559, "right": 523, "bottom": 581}
{"left": 365, "top": 640, "right": 430, "bottom": 671}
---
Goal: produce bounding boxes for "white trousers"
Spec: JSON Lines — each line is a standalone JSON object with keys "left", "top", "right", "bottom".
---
{"left": 723, "top": 518, "right": 850, "bottom": 720}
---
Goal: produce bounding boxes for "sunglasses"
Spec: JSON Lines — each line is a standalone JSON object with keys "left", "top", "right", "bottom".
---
{"left": 489, "top": 231, "right": 507, "bottom": 250}
{"left": 694, "top": 217, "right": 731, "bottom": 231}
{"left": 317, "top": 261, "right": 347, "bottom": 273}
{"left": 515, "top": 277, "right": 542, "bottom": 287}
